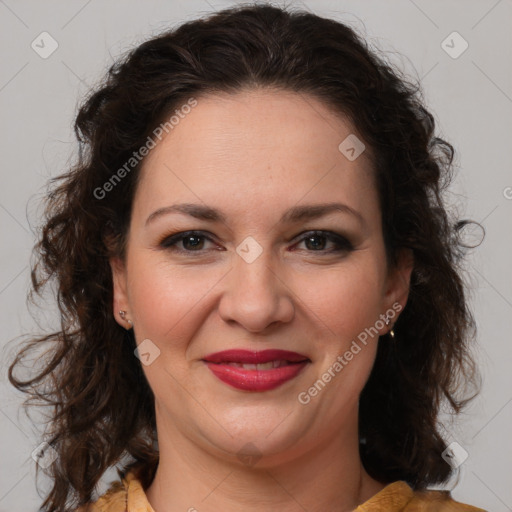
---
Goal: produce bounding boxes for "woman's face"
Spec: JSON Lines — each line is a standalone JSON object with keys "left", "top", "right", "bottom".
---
{"left": 111, "top": 89, "right": 412, "bottom": 466}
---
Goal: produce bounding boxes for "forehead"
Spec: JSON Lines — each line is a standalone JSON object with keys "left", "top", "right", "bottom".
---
{"left": 143, "top": 88, "right": 372, "bottom": 167}
{"left": 134, "top": 88, "right": 377, "bottom": 224}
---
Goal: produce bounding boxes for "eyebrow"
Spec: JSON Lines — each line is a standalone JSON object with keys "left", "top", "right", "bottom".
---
{"left": 145, "top": 202, "right": 365, "bottom": 227}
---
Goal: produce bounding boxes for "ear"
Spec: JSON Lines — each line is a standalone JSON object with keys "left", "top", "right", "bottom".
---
{"left": 382, "top": 247, "right": 414, "bottom": 321}
{"left": 110, "top": 255, "right": 131, "bottom": 328}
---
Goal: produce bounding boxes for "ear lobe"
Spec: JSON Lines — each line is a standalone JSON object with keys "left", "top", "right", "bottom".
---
{"left": 109, "top": 256, "right": 129, "bottom": 324}
{"left": 386, "top": 248, "right": 414, "bottom": 311}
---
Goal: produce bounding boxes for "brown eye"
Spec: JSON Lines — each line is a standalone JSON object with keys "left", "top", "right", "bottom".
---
{"left": 160, "top": 231, "right": 216, "bottom": 252}
{"left": 294, "top": 231, "right": 354, "bottom": 253}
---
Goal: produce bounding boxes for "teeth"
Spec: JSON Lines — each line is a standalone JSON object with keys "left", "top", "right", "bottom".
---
{"left": 225, "top": 360, "right": 290, "bottom": 370}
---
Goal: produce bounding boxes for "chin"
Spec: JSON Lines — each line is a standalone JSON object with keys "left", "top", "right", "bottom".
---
{"left": 194, "top": 408, "right": 313, "bottom": 466}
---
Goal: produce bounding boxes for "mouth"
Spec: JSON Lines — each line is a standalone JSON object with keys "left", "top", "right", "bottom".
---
{"left": 202, "top": 349, "right": 310, "bottom": 391}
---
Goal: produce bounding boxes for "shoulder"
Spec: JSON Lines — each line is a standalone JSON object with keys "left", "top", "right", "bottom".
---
{"left": 356, "top": 480, "right": 487, "bottom": 512}
{"left": 73, "top": 479, "right": 128, "bottom": 512}
{"left": 72, "top": 467, "right": 156, "bottom": 512}
{"left": 353, "top": 481, "right": 486, "bottom": 512}
{"left": 404, "top": 487, "right": 487, "bottom": 511}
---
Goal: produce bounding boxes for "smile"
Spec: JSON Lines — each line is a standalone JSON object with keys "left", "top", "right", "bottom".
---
{"left": 202, "top": 349, "right": 310, "bottom": 391}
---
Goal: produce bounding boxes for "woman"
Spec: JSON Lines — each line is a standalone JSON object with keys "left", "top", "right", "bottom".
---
{"left": 8, "top": 4, "right": 485, "bottom": 511}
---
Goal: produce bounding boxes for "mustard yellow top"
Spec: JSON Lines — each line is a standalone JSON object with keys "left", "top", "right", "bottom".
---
{"left": 78, "top": 470, "right": 486, "bottom": 512}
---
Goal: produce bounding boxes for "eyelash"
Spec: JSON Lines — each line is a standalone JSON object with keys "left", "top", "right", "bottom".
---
{"left": 159, "top": 230, "right": 354, "bottom": 255}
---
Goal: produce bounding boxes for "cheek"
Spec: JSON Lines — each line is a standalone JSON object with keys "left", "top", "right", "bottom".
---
{"left": 298, "top": 263, "right": 385, "bottom": 412}
{"left": 127, "top": 254, "right": 224, "bottom": 347}
{"left": 298, "top": 258, "right": 385, "bottom": 340}
{"left": 127, "top": 258, "right": 218, "bottom": 404}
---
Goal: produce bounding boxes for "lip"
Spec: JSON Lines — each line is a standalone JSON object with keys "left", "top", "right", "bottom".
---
{"left": 202, "top": 349, "right": 310, "bottom": 392}
{"left": 203, "top": 349, "right": 309, "bottom": 364}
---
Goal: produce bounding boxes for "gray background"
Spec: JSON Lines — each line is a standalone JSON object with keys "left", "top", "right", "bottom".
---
{"left": 1, "top": 0, "right": 511, "bottom": 510}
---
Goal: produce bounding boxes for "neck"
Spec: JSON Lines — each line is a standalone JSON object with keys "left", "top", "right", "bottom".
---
{"left": 145, "top": 407, "right": 385, "bottom": 512}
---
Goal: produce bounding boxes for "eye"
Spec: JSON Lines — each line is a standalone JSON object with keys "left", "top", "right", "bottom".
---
{"left": 159, "top": 231, "right": 218, "bottom": 253}
{"left": 293, "top": 231, "right": 354, "bottom": 253}
{"left": 159, "top": 230, "right": 354, "bottom": 255}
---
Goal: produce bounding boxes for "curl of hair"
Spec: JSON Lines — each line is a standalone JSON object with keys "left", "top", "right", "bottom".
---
{"left": 8, "top": 4, "right": 481, "bottom": 511}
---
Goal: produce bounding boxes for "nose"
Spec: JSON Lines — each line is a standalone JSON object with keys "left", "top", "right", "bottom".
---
{"left": 218, "top": 242, "right": 295, "bottom": 333}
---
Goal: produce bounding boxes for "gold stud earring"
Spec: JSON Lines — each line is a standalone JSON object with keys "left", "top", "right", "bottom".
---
{"left": 385, "top": 315, "right": 395, "bottom": 339}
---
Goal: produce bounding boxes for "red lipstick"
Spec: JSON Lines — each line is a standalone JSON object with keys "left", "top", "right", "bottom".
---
{"left": 203, "top": 349, "right": 309, "bottom": 391}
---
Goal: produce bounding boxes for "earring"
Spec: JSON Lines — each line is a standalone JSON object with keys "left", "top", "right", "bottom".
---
{"left": 384, "top": 315, "right": 395, "bottom": 339}
{"left": 119, "top": 310, "right": 133, "bottom": 329}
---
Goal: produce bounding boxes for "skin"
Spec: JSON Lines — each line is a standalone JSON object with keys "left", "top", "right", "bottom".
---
{"left": 110, "top": 88, "right": 413, "bottom": 512}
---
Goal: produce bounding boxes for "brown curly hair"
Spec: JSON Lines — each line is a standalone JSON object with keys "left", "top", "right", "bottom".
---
{"left": 8, "top": 4, "right": 481, "bottom": 511}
